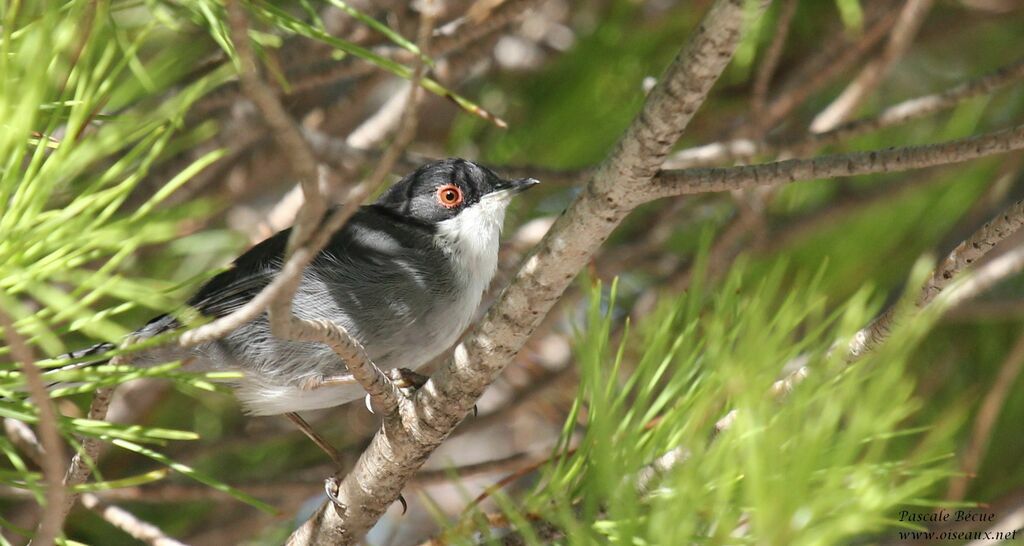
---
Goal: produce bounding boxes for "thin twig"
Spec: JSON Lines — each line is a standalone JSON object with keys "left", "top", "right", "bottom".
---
{"left": 413, "top": 451, "right": 536, "bottom": 486}
{"left": 750, "top": 0, "right": 798, "bottom": 135}
{"left": 225, "top": 0, "right": 324, "bottom": 252}
{"left": 667, "top": 56, "right": 1024, "bottom": 169}
{"left": 80, "top": 493, "right": 189, "bottom": 546}
{"left": 652, "top": 123, "right": 1024, "bottom": 198}
{"left": 762, "top": 2, "right": 901, "bottom": 130}
{"left": 848, "top": 198, "right": 1024, "bottom": 360}
{"left": 60, "top": 387, "right": 114, "bottom": 517}
{"left": 0, "top": 310, "right": 67, "bottom": 546}
{"left": 799, "top": 57, "right": 1024, "bottom": 152}
{"left": 946, "top": 331, "right": 1024, "bottom": 502}
{"left": 809, "top": 0, "right": 934, "bottom": 132}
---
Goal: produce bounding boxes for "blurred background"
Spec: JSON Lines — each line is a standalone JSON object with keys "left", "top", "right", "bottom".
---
{"left": 2, "top": 0, "right": 1024, "bottom": 544}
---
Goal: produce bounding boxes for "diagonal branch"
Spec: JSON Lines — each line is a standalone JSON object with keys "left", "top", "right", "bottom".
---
{"left": 80, "top": 493, "right": 188, "bottom": 546}
{"left": 750, "top": 0, "right": 798, "bottom": 135}
{"left": 0, "top": 310, "right": 67, "bottom": 546}
{"left": 287, "top": 1, "right": 770, "bottom": 544}
{"left": 849, "top": 197, "right": 1024, "bottom": 359}
{"left": 59, "top": 386, "right": 114, "bottom": 522}
{"left": 768, "top": 196, "right": 1024, "bottom": 397}
{"left": 800, "top": 57, "right": 1024, "bottom": 152}
{"left": 809, "top": 0, "right": 934, "bottom": 132}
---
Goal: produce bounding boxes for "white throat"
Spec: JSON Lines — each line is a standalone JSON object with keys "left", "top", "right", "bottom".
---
{"left": 434, "top": 193, "right": 509, "bottom": 297}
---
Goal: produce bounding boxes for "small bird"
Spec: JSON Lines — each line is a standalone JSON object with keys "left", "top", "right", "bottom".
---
{"left": 63, "top": 158, "right": 538, "bottom": 417}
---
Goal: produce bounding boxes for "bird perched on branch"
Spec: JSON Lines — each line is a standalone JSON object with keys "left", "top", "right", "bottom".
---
{"left": 60, "top": 159, "right": 538, "bottom": 419}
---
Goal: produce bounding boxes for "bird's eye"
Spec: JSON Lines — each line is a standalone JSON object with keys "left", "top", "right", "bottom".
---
{"left": 436, "top": 184, "right": 463, "bottom": 208}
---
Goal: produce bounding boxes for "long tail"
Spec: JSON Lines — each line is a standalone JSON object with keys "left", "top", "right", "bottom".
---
{"left": 42, "top": 342, "right": 117, "bottom": 388}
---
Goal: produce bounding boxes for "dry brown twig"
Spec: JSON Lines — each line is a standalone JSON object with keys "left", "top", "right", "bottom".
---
{"left": 946, "top": 331, "right": 1024, "bottom": 502}
{"left": 667, "top": 55, "right": 1024, "bottom": 169}
{"left": 750, "top": 0, "right": 798, "bottom": 135}
{"left": 0, "top": 311, "right": 66, "bottom": 546}
{"left": 1, "top": 388, "right": 185, "bottom": 546}
{"left": 810, "top": 0, "right": 934, "bottom": 132}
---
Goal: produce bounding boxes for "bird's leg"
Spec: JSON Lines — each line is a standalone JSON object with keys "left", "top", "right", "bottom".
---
{"left": 284, "top": 412, "right": 343, "bottom": 469}
{"left": 298, "top": 373, "right": 357, "bottom": 390}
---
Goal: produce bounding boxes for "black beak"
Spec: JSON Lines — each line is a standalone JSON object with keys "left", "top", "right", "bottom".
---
{"left": 498, "top": 177, "right": 540, "bottom": 194}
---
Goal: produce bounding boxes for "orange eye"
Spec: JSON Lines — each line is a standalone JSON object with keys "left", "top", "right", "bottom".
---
{"left": 436, "top": 184, "right": 463, "bottom": 208}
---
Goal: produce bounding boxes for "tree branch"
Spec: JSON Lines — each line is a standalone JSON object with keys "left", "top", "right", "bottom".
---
{"left": 59, "top": 386, "right": 113, "bottom": 520}
{"left": 809, "top": 0, "right": 933, "bottom": 132}
{"left": 667, "top": 56, "right": 1024, "bottom": 169}
{"left": 0, "top": 311, "right": 66, "bottom": 546}
{"left": 287, "top": 1, "right": 769, "bottom": 543}
{"left": 750, "top": 0, "right": 798, "bottom": 135}
{"left": 652, "top": 123, "right": 1024, "bottom": 198}
{"left": 849, "top": 194, "right": 1024, "bottom": 356}
{"left": 79, "top": 493, "right": 188, "bottom": 546}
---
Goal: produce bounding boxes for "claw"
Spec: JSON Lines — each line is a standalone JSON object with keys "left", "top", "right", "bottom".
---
{"left": 389, "top": 367, "right": 430, "bottom": 391}
{"left": 397, "top": 493, "right": 408, "bottom": 515}
{"left": 324, "top": 477, "right": 341, "bottom": 505}
{"left": 364, "top": 393, "right": 375, "bottom": 415}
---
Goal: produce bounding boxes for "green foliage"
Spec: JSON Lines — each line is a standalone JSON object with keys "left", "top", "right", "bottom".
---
{"left": 460, "top": 262, "right": 956, "bottom": 544}
{"left": 0, "top": 0, "right": 278, "bottom": 524}
{"left": 0, "top": 0, "right": 469, "bottom": 536}
{"left": 4, "top": 0, "right": 1024, "bottom": 543}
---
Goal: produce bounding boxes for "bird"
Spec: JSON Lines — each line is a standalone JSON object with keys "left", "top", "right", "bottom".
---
{"left": 59, "top": 158, "right": 539, "bottom": 419}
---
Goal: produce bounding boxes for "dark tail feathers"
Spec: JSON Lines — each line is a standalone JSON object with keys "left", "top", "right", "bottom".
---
{"left": 43, "top": 342, "right": 117, "bottom": 388}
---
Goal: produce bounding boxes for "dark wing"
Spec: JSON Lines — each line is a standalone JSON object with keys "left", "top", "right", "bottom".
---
{"left": 138, "top": 205, "right": 431, "bottom": 337}
{"left": 136, "top": 228, "right": 291, "bottom": 337}
{"left": 185, "top": 227, "right": 290, "bottom": 317}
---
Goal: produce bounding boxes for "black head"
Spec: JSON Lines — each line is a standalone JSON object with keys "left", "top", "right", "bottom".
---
{"left": 374, "top": 158, "right": 538, "bottom": 225}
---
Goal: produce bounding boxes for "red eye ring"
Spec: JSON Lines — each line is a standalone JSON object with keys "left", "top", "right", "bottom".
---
{"left": 436, "top": 184, "right": 463, "bottom": 208}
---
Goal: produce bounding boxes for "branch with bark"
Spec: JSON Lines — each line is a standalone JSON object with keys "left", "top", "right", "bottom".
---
{"left": 288, "top": 0, "right": 770, "bottom": 543}
{"left": 0, "top": 311, "right": 66, "bottom": 546}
